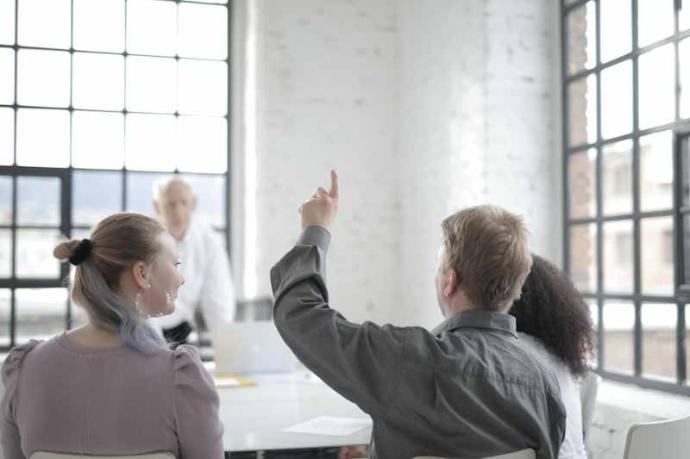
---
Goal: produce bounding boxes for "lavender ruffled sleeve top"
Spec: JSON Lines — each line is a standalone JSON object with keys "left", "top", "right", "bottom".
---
{"left": 0, "top": 334, "right": 224, "bottom": 459}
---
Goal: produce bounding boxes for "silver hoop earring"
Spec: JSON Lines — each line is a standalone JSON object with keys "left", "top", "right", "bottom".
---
{"left": 135, "top": 292, "right": 147, "bottom": 318}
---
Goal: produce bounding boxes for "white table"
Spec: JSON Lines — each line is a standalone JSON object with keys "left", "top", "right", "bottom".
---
{"left": 218, "top": 372, "right": 373, "bottom": 453}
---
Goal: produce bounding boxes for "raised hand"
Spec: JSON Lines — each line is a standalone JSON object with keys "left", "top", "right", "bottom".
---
{"left": 299, "top": 169, "right": 339, "bottom": 230}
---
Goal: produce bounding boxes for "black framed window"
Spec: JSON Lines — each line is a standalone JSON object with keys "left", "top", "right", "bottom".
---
{"left": 562, "top": 0, "right": 690, "bottom": 395}
{"left": 0, "top": 0, "right": 232, "bottom": 349}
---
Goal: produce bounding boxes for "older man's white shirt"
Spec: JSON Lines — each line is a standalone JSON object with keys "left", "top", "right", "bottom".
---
{"left": 149, "top": 219, "right": 236, "bottom": 335}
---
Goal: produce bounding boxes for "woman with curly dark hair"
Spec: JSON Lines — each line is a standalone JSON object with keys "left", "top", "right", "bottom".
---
{"left": 510, "top": 255, "right": 595, "bottom": 459}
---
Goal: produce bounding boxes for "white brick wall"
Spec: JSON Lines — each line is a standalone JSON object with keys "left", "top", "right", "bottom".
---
{"left": 240, "top": 0, "right": 561, "bottom": 327}
{"left": 485, "top": 0, "right": 562, "bottom": 262}
{"left": 396, "top": 0, "right": 561, "bottom": 327}
{"left": 246, "top": 0, "right": 401, "bottom": 324}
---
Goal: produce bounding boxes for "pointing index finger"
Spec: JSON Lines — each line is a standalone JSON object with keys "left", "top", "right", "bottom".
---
{"left": 329, "top": 169, "right": 339, "bottom": 199}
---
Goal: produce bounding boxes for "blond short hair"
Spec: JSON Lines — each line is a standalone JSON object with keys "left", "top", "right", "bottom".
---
{"left": 441, "top": 205, "right": 532, "bottom": 311}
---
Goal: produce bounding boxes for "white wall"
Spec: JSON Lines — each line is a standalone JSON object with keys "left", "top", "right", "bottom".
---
{"left": 396, "top": 0, "right": 561, "bottom": 327}
{"left": 244, "top": 0, "right": 401, "bottom": 324}
{"left": 239, "top": 0, "right": 562, "bottom": 327}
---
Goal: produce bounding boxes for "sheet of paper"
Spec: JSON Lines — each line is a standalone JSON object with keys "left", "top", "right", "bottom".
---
{"left": 283, "top": 416, "right": 372, "bottom": 436}
{"left": 213, "top": 374, "right": 256, "bottom": 388}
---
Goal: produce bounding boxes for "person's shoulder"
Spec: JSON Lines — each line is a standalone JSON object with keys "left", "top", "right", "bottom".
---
{"left": 172, "top": 345, "right": 217, "bottom": 394}
{"left": 1, "top": 339, "right": 43, "bottom": 387}
{"left": 188, "top": 219, "right": 225, "bottom": 249}
{"left": 172, "top": 344, "right": 207, "bottom": 378}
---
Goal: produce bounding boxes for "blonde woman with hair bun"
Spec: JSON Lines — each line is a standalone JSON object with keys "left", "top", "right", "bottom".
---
{"left": 0, "top": 213, "right": 224, "bottom": 459}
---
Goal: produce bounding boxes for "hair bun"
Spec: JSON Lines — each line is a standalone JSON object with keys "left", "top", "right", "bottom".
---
{"left": 54, "top": 239, "right": 93, "bottom": 265}
{"left": 53, "top": 240, "right": 81, "bottom": 261}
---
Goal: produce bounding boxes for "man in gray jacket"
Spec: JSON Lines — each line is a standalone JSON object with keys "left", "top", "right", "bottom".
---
{"left": 270, "top": 170, "right": 565, "bottom": 459}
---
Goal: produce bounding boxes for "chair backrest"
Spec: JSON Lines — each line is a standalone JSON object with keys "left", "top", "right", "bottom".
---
{"left": 579, "top": 371, "right": 601, "bottom": 437}
{"left": 623, "top": 414, "right": 690, "bottom": 459}
{"left": 414, "top": 449, "right": 536, "bottom": 459}
{"left": 31, "top": 453, "right": 174, "bottom": 459}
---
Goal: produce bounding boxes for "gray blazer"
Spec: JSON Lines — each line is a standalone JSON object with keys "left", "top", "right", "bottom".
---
{"left": 270, "top": 225, "right": 566, "bottom": 459}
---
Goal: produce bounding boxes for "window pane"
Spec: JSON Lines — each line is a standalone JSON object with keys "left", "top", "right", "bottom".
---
{"left": 0, "top": 107, "right": 13, "bottom": 165}
{"left": 639, "top": 45, "right": 675, "bottom": 130}
{"left": 640, "top": 131, "right": 673, "bottom": 211}
{"left": 638, "top": 0, "right": 674, "bottom": 48}
{"left": 72, "top": 111, "right": 125, "bottom": 169}
{"left": 179, "top": 174, "right": 226, "bottom": 227}
{"left": 601, "top": 60, "right": 633, "bottom": 139}
{"left": 73, "top": 53, "right": 124, "bottom": 110}
{"left": 0, "top": 176, "right": 11, "bottom": 224}
{"left": 0, "top": 230, "right": 10, "bottom": 277}
{"left": 177, "top": 116, "right": 227, "bottom": 173}
{"left": 16, "top": 288, "right": 67, "bottom": 343}
{"left": 17, "top": 176, "right": 60, "bottom": 225}
{"left": 127, "top": 0, "right": 177, "bottom": 56}
{"left": 178, "top": 60, "right": 228, "bottom": 116}
{"left": 17, "top": 49, "right": 70, "bottom": 108}
{"left": 600, "top": 0, "right": 631, "bottom": 63}
{"left": 73, "top": 171, "right": 122, "bottom": 226}
{"left": 682, "top": 0, "right": 690, "bottom": 32}
{"left": 73, "top": 0, "right": 124, "bottom": 52}
{"left": 679, "top": 38, "right": 690, "bottom": 119}
{"left": 640, "top": 131, "right": 672, "bottom": 212}
{"left": 602, "top": 139, "right": 633, "bottom": 215}
{"left": 567, "top": 1, "right": 596, "bottom": 75}
{"left": 568, "top": 148, "right": 597, "bottom": 219}
{"left": 16, "top": 229, "right": 62, "bottom": 278}
{"left": 17, "top": 109, "right": 70, "bottom": 168}
{"left": 568, "top": 75, "right": 598, "bottom": 146}
{"left": 642, "top": 303, "right": 676, "bottom": 380}
{"left": 178, "top": 3, "right": 228, "bottom": 59}
{"left": 641, "top": 217, "right": 674, "bottom": 296}
{"left": 126, "top": 56, "right": 176, "bottom": 113}
{"left": 603, "top": 301, "right": 634, "bottom": 374}
{"left": 70, "top": 228, "right": 91, "bottom": 241}
{"left": 603, "top": 220, "right": 634, "bottom": 294}
{"left": 0, "top": 289, "right": 9, "bottom": 346}
{"left": 0, "top": 48, "right": 14, "bottom": 105}
{"left": 570, "top": 223, "right": 598, "bottom": 293}
{"left": 18, "top": 0, "right": 70, "bottom": 49}
{"left": 0, "top": 0, "right": 15, "bottom": 45}
{"left": 126, "top": 172, "right": 169, "bottom": 215}
{"left": 125, "top": 114, "right": 176, "bottom": 171}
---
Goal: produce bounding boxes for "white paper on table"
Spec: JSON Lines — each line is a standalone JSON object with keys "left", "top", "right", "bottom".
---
{"left": 283, "top": 416, "right": 372, "bottom": 436}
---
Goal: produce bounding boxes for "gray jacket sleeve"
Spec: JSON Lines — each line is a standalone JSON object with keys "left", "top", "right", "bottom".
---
{"left": 270, "top": 225, "right": 407, "bottom": 417}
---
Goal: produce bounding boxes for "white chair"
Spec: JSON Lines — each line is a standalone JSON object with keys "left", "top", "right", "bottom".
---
{"left": 415, "top": 449, "right": 536, "bottom": 459}
{"left": 623, "top": 414, "right": 690, "bottom": 459}
{"left": 579, "top": 371, "right": 601, "bottom": 438}
{"left": 31, "top": 453, "right": 174, "bottom": 459}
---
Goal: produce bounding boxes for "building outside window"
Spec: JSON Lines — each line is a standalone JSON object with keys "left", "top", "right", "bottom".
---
{"left": 563, "top": 0, "right": 690, "bottom": 394}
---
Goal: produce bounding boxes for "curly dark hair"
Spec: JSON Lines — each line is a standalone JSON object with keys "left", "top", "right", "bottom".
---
{"left": 509, "top": 255, "right": 595, "bottom": 376}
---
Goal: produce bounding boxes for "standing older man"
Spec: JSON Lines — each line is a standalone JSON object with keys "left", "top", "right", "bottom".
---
{"left": 271, "top": 171, "right": 566, "bottom": 458}
{"left": 150, "top": 176, "right": 236, "bottom": 346}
